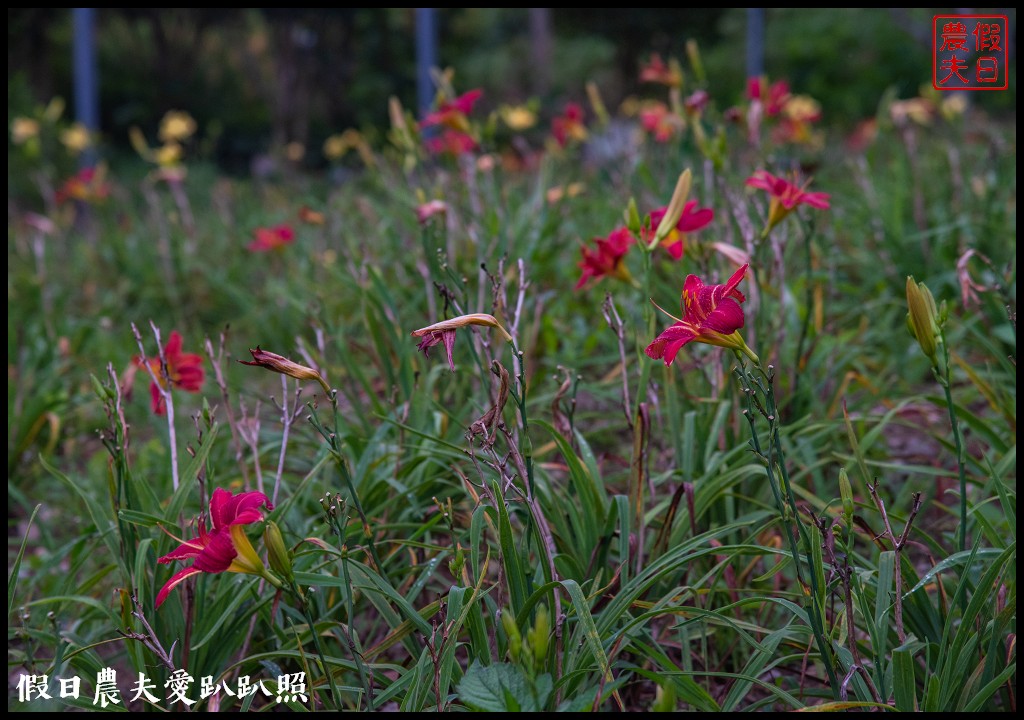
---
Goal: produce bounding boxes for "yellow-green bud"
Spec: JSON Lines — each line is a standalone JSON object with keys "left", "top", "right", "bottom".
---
{"left": 905, "top": 276, "right": 940, "bottom": 364}
{"left": 653, "top": 682, "right": 677, "bottom": 712}
{"left": 264, "top": 521, "right": 293, "bottom": 582}
{"left": 838, "top": 468, "right": 854, "bottom": 521}
{"left": 526, "top": 603, "right": 550, "bottom": 670}
{"left": 686, "top": 39, "right": 706, "bottom": 86}
{"left": 650, "top": 169, "right": 693, "bottom": 250}
{"left": 501, "top": 610, "right": 522, "bottom": 663}
{"left": 625, "top": 197, "right": 642, "bottom": 236}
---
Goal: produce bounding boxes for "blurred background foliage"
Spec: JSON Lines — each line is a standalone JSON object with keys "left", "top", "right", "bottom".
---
{"left": 8, "top": 7, "right": 1017, "bottom": 176}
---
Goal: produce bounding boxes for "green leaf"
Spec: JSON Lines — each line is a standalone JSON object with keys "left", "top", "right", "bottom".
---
{"left": 9, "top": 503, "right": 41, "bottom": 616}
{"left": 892, "top": 648, "right": 917, "bottom": 712}
{"left": 456, "top": 662, "right": 550, "bottom": 712}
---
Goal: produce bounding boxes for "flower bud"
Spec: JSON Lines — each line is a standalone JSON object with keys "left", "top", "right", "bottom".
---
{"left": 526, "top": 603, "right": 550, "bottom": 669}
{"left": 650, "top": 169, "right": 692, "bottom": 249}
{"left": 500, "top": 610, "right": 522, "bottom": 663}
{"left": 264, "top": 521, "right": 293, "bottom": 583}
{"left": 838, "top": 468, "right": 854, "bottom": 521}
{"left": 905, "top": 276, "right": 940, "bottom": 364}
{"left": 625, "top": 197, "right": 642, "bottom": 236}
{"left": 653, "top": 682, "right": 677, "bottom": 712}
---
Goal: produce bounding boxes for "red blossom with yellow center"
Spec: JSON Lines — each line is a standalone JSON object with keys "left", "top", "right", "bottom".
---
{"left": 642, "top": 201, "right": 714, "bottom": 261}
{"left": 134, "top": 331, "right": 204, "bottom": 415}
{"left": 646, "top": 263, "right": 758, "bottom": 365}
{"left": 420, "top": 89, "right": 483, "bottom": 133}
{"left": 575, "top": 227, "right": 634, "bottom": 290}
{"left": 552, "top": 103, "right": 588, "bottom": 148}
{"left": 747, "top": 76, "right": 791, "bottom": 116}
{"left": 424, "top": 130, "right": 478, "bottom": 157}
{"left": 155, "top": 488, "right": 273, "bottom": 608}
{"left": 745, "top": 170, "right": 830, "bottom": 234}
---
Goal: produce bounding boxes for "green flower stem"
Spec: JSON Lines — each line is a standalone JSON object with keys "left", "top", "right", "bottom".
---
{"left": 324, "top": 505, "right": 373, "bottom": 711}
{"left": 308, "top": 391, "right": 390, "bottom": 585}
{"left": 292, "top": 582, "right": 344, "bottom": 709}
{"left": 936, "top": 337, "right": 969, "bottom": 554}
{"left": 634, "top": 246, "right": 655, "bottom": 419}
{"left": 734, "top": 356, "right": 841, "bottom": 698}
{"left": 509, "top": 339, "right": 534, "bottom": 494}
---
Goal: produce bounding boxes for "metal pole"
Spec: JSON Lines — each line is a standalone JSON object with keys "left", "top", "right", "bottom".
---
{"left": 72, "top": 7, "right": 99, "bottom": 167}
{"left": 746, "top": 8, "right": 765, "bottom": 79}
{"left": 415, "top": 8, "right": 438, "bottom": 116}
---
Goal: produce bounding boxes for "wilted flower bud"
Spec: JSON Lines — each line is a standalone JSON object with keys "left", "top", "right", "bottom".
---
{"left": 411, "top": 314, "right": 513, "bottom": 372}
{"left": 905, "top": 276, "right": 940, "bottom": 364}
{"left": 239, "top": 347, "right": 331, "bottom": 393}
{"left": 264, "top": 521, "right": 293, "bottom": 582}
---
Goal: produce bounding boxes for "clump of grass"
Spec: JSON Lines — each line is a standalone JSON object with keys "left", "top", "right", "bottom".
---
{"left": 8, "top": 62, "right": 1016, "bottom": 711}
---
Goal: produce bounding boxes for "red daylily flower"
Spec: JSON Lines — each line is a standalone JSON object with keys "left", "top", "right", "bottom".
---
{"left": 745, "top": 170, "right": 830, "bottom": 234}
{"left": 646, "top": 263, "right": 758, "bottom": 365}
{"left": 639, "top": 102, "right": 682, "bottom": 143}
{"left": 134, "top": 331, "right": 204, "bottom": 415}
{"left": 55, "top": 166, "right": 111, "bottom": 205}
{"left": 155, "top": 488, "right": 273, "bottom": 608}
{"left": 576, "top": 227, "right": 634, "bottom": 289}
{"left": 416, "top": 199, "right": 448, "bottom": 224}
{"left": 298, "top": 205, "right": 325, "bottom": 226}
{"left": 639, "top": 53, "right": 683, "bottom": 87}
{"left": 684, "top": 90, "right": 711, "bottom": 115}
{"left": 552, "top": 103, "right": 588, "bottom": 148}
{"left": 420, "top": 89, "right": 483, "bottom": 132}
{"left": 642, "top": 201, "right": 714, "bottom": 260}
{"left": 747, "top": 76, "right": 790, "bottom": 116}
{"left": 424, "top": 129, "right": 478, "bottom": 157}
{"left": 248, "top": 224, "right": 296, "bottom": 252}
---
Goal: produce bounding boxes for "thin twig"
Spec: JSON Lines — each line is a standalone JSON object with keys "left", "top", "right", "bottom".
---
{"left": 131, "top": 321, "right": 179, "bottom": 490}
{"left": 602, "top": 292, "right": 633, "bottom": 429}
{"left": 867, "top": 483, "right": 923, "bottom": 643}
{"left": 270, "top": 376, "right": 305, "bottom": 506}
{"left": 204, "top": 330, "right": 251, "bottom": 488}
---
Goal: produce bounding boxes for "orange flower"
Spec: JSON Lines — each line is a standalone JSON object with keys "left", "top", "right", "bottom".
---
{"left": 134, "top": 331, "right": 204, "bottom": 415}
{"left": 248, "top": 224, "right": 295, "bottom": 252}
{"left": 55, "top": 166, "right": 110, "bottom": 205}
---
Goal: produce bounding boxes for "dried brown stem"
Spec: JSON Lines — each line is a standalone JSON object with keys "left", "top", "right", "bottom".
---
{"left": 867, "top": 483, "right": 923, "bottom": 644}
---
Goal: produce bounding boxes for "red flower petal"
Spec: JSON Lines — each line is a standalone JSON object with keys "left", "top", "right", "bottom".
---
{"left": 191, "top": 530, "right": 239, "bottom": 573}
{"left": 645, "top": 322, "right": 697, "bottom": 366}
{"left": 210, "top": 488, "right": 272, "bottom": 530}
{"left": 155, "top": 566, "right": 203, "bottom": 608}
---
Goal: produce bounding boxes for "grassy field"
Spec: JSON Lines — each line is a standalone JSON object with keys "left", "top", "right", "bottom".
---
{"left": 7, "top": 68, "right": 1017, "bottom": 711}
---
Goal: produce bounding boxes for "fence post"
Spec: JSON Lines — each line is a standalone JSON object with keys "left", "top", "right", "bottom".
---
{"left": 72, "top": 7, "right": 100, "bottom": 167}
